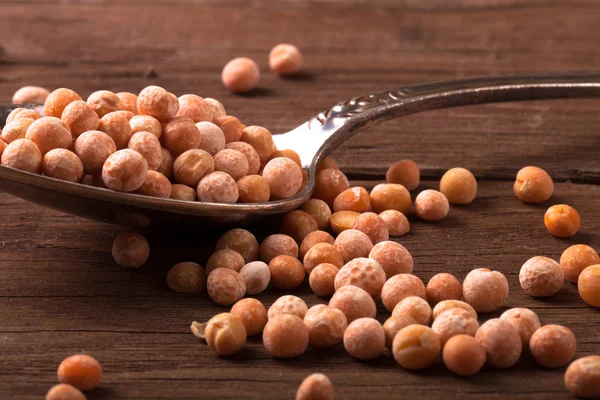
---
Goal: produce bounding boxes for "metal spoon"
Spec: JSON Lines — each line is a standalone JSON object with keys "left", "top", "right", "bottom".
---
{"left": 1, "top": 72, "right": 598, "bottom": 229}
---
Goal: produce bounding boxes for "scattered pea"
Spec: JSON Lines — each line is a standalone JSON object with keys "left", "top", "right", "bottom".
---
{"left": 300, "top": 199, "right": 331, "bottom": 230}
{"left": 475, "top": 318, "right": 522, "bottom": 369}
{"left": 216, "top": 228, "right": 260, "bottom": 263}
{"left": 239, "top": 261, "right": 270, "bottom": 295}
{"left": 45, "top": 384, "right": 86, "bottom": 400}
{"left": 329, "top": 211, "right": 360, "bottom": 235}
{"left": 268, "top": 255, "right": 305, "bottom": 289}
{"left": 369, "top": 183, "right": 411, "bottom": 214}
{"left": 564, "top": 355, "right": 600, "bottom": 398}
{"left": 431, "top": 307, "right": 479, "bottom": 345}
{"left": 442, "top": 334, "right": 486, "bottom": 376}
{"left": 415, "top": 189, "right": 449, "bottom": 221}
{"left": 369, "top": 241, "right": 413, "bottom": 279}
{"left": 329, "top": 285, "right": 377, "bottom": 323}
{"left": 112, "top": 231, "right": 150, "bottom": 268}
{"left": 499, "top": 307, "right": 541, "bottom": 347}
{"left": 280, "top": 210, "right": 318, "bottom": 244}
{"left": 386, "top": 159, "right": 420, "bottom": 190}
{"left": 381, "top": 273, "right": 426, "bottom": 312}
{"left": 440, "top": 167, "right": 477, "bottom": 205}
{"left": 351, "top": 212, "right": 389, "bottom": 244}
{"left": 383, "top": 315, "right": 416, "bottom": 349}
{"left": 263, "top": 314, "right": 308, "bottom": 358}
{"left": 334, "top": 257, "right": 386, "bottom": 298}
{"left": 432, "top": 300, "right": 477, "bottom": 321}
{"left": 205, "top": 313, "right": 247, "bottom": 356}
{"left": 308, "top": 263, "right": 339, "bottom": 297}
{"left": 334, "top": 229, "right": 373, "bottom": 263}
{"left": 206, "top": 249, "right": 245, "bottom": 274}
{"left": 269, "top": 43, "right": 302, "bottom": 76}
{"left": 296, "top": 373, "right": 334, "bottom": 400}
{"left": 206, "top": 268, "right": 246, "bottom": 306}
{"left": 260, "top": 234, "right": 298, "bottom": 263}
{"left": 268, "top": 295, "right": 308, "bottom": 320}
{"left": 230, "top": 298, "right": 267, "bottom": 336}
{"left": 343, "top": 317, "right": 385, "bottom": 360}
{"left": 392, "top": 296, "right": 433, "bottom": 325}
{"left": 299, "top": 230, "right": 335, "bottom": 260}
{"left": 519, "top": 256, "right": 564, "bottom": 297}
{"left": 544, "top": 204, "right": 580, "bottom": 237}
{"left": 462, "top": 268, "right": 509, "bottom": 313}
{"left": 166, "top": 262, "right": 206, "bottom": 293}
{"left": 530, "top": 324, "right": 576, "bottom": 368}
{"left": 301, "top": 236, "right": 340, "bottom": 268}
{"left": 578, "top": 264, "right": 600, "bottom": 307}
{"left": 426, "top": 273, "right": 462, "bottom": 305}
{"left": 333, "top": 186, "right": 371, "bottom": 213}
{"left": 313, "top": 168, "right": 350, "bottom": 207}
{"left": 514, "top": 166, "right": 553, "bottom": 204}
{"left": 392, "top": 325, "right": 441, "bottom": 370}
{"left": 378, "top": 210, "right": 410, "bottom": 236}
{"left": 222, "top": 57, "right": 261, "bottom": 93}
{"left": 57, "top": 354, "right": 102, "bottom": 391}
{"left": 560, "top": 244, "right": 600, "bottom": 283}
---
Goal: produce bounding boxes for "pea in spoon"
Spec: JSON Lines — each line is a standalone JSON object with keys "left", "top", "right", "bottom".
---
{"left": 0, "top": 72, "right": 598, "bottom": 229}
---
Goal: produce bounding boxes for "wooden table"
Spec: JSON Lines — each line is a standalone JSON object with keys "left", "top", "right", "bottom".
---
{"left": 1, "top": 1, "right": 600, "bottom": 399}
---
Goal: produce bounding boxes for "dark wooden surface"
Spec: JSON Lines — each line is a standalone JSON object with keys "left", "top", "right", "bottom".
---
{"left": 1, "top": 1, "right": 600, "bottom": 399}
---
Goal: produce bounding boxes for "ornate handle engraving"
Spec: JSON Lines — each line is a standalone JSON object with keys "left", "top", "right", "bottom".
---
{"left": 317, "top": 88, "right": 413, "bottom": 124}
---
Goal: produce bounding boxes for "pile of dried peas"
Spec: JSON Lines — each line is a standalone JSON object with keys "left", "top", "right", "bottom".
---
{"left": 5, "top": 50, "right": 598, "bottom": 400}
{"left": 124, "top": 159, "right": 594, "bottom": 399}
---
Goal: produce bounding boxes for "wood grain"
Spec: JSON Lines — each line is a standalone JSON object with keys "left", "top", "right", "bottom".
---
{"left": 0, "top": 1, "right": 599, "bottom": 399}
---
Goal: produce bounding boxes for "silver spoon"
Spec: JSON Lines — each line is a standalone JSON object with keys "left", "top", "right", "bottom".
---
{"left": 1, "top": 72, "right": 598, "bottom": 229}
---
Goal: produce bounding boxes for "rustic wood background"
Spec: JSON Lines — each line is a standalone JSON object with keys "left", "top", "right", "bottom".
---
{"left": 1, "top": 0, "right": 600, "bottom": 399}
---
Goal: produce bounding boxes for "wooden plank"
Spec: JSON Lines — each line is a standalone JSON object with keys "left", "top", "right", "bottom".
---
{"left": 1, "top": 1, "right": 600, "bottom": 398}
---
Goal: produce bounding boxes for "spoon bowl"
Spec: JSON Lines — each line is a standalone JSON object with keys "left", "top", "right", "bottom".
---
{"left": 1, "top": 72, "right": 599, "bottom": 229}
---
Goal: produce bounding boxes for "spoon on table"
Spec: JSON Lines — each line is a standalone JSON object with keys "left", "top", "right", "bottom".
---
{"left": 0, "top": 72, "right": 599, "bottom": 230}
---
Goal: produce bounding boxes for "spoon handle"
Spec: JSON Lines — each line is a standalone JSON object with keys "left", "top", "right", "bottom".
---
{"left": 311, "top": 72, "right": 600, "bottom": 166}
